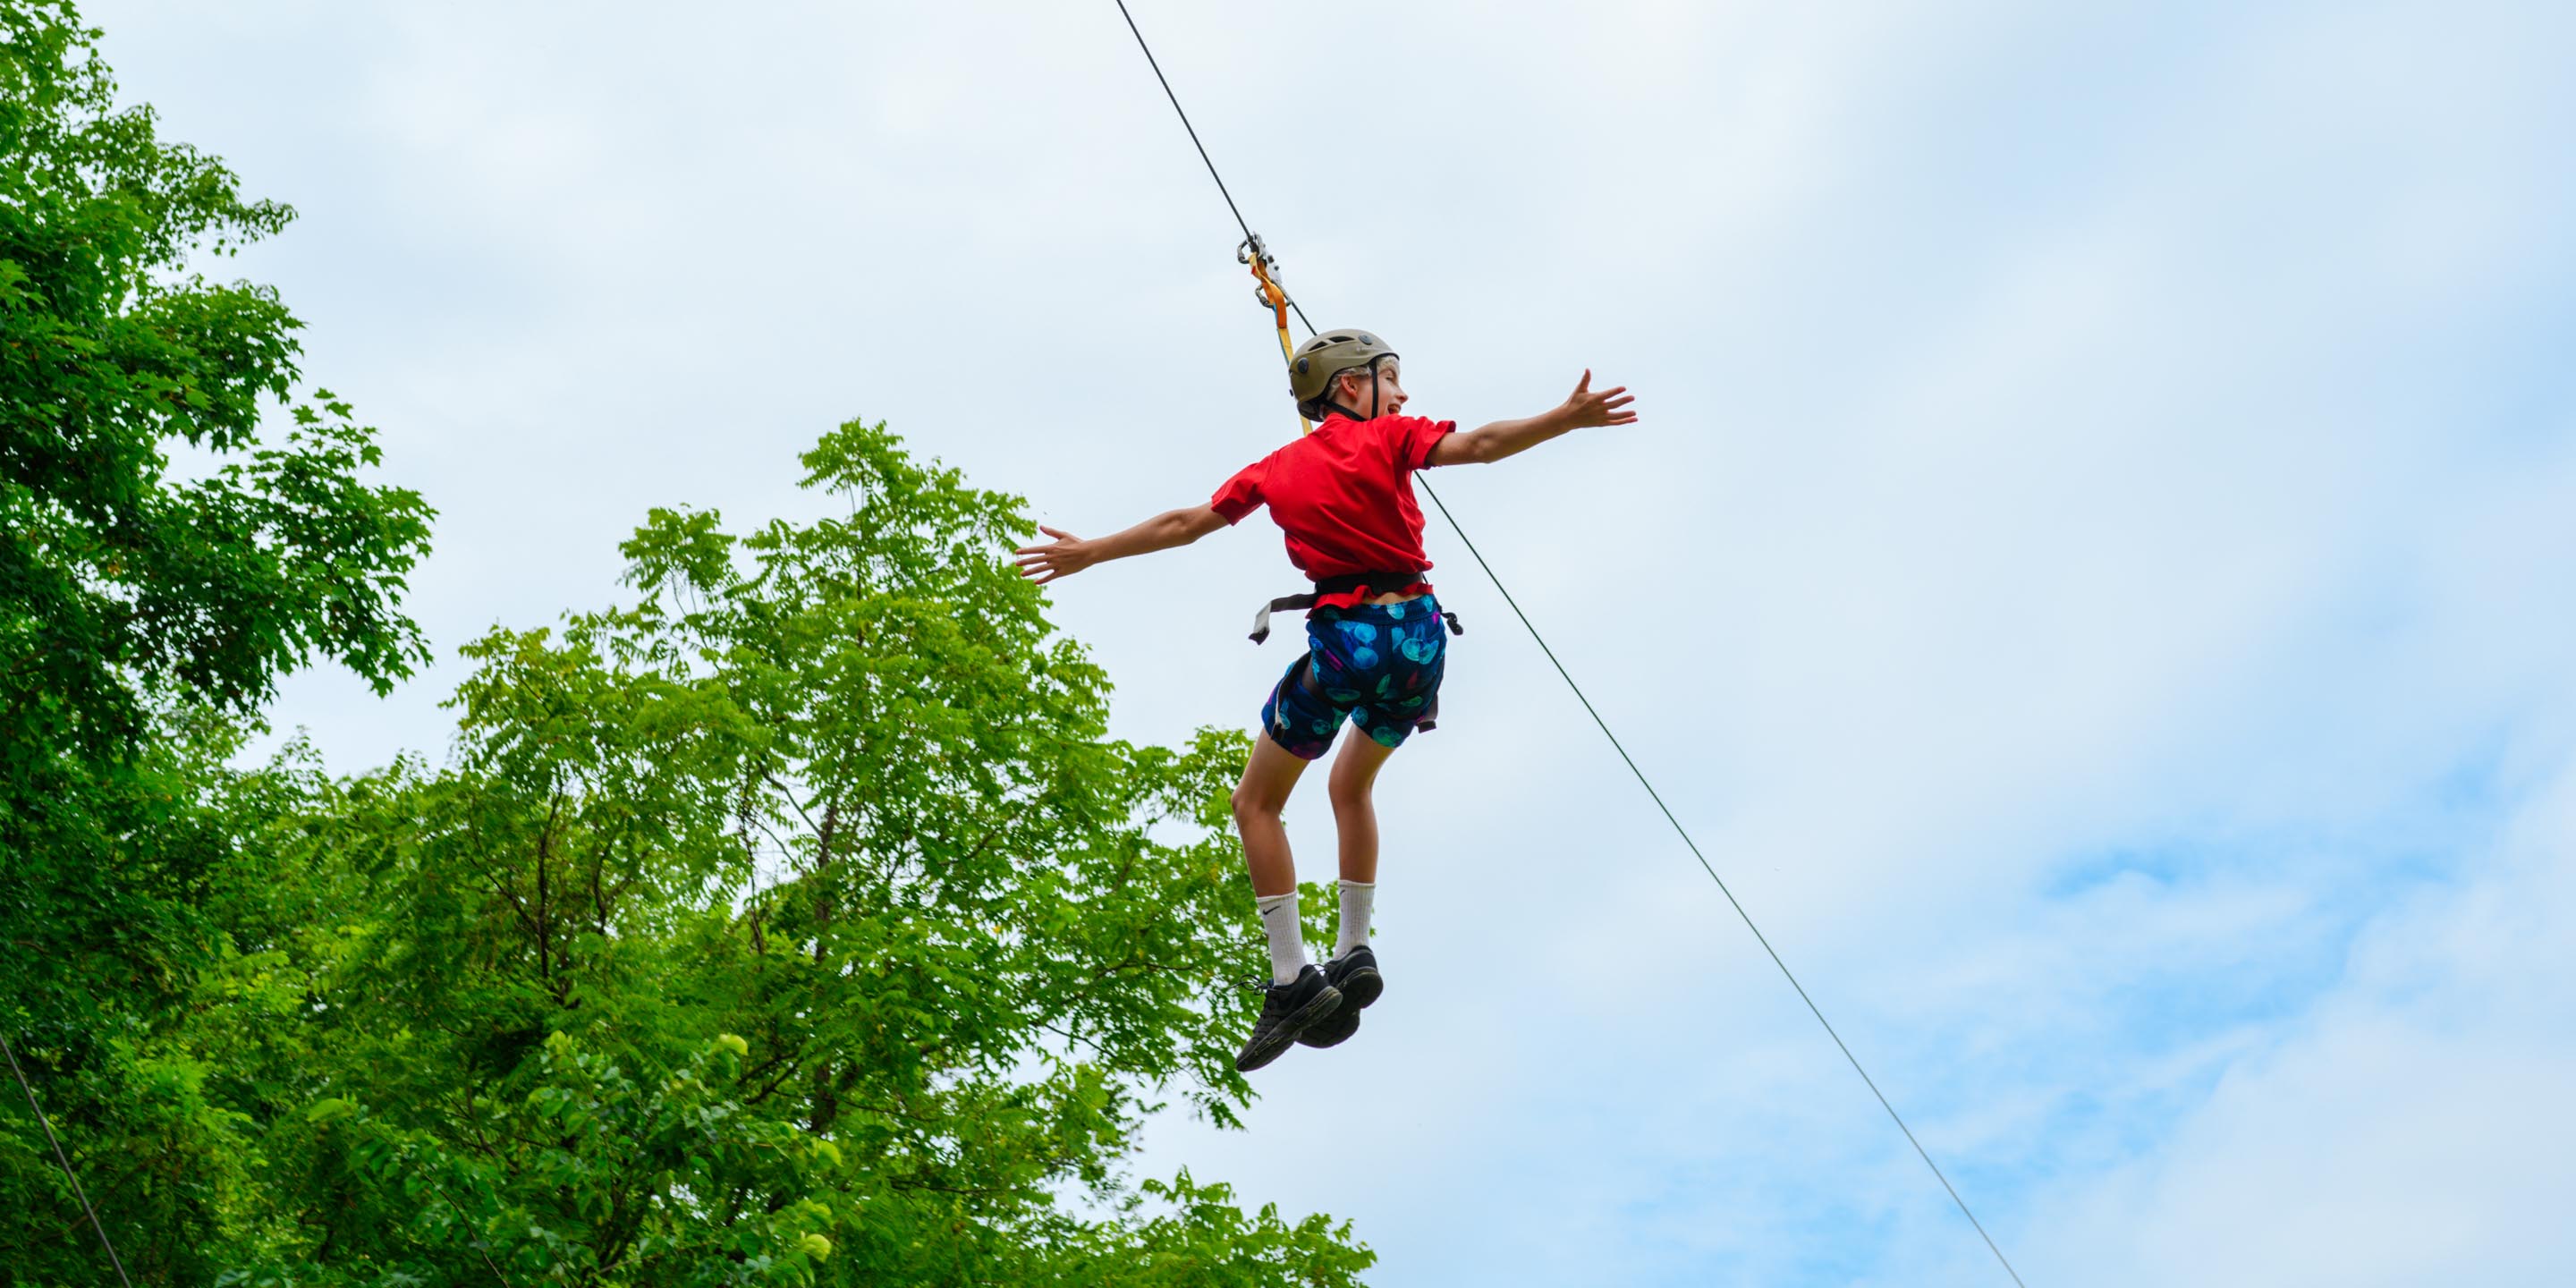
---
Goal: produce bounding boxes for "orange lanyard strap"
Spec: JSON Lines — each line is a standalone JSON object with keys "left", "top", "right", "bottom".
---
{"left": 1238, "top": 234, "right": 1310, "bottom": 436}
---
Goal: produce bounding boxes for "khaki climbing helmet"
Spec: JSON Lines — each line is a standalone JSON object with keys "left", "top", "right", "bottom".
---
{"left": 1290, "top": 328, "right": 1397, "bottom": 419}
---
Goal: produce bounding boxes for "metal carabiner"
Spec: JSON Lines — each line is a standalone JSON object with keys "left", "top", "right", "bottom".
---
{"left": 1240, "top": 234, "right": 1292, "bottom": 313}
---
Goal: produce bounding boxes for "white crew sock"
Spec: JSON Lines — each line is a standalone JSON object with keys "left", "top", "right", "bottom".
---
{"left": 1255, "top": 892, "right": 1309, "bottom": 986}
{"left": 1334, "top": 880, "right": 1376, "bottom": 958}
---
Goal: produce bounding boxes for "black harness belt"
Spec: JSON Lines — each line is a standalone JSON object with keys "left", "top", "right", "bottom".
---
{"left": 1248, "top": 570, "right": 1466, "bottom": 645}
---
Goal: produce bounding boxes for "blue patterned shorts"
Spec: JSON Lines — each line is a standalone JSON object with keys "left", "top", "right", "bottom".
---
{"left": 1260, "top": 594, "right": 1449, "bottom": 760}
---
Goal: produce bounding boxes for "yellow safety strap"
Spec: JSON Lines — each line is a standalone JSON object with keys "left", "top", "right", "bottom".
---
{"left": 1241, "top": 237, "right": 1311, "bottom": 436}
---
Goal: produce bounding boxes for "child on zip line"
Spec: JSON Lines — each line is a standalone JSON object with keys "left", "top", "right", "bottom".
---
{"left": 1014, "top": 329, "right": 1636, "bottom": 1072}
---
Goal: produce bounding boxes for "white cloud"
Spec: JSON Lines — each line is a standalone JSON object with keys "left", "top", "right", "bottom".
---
{"left": 2026, "top": 760, "right": 2576, "bottom": 1285}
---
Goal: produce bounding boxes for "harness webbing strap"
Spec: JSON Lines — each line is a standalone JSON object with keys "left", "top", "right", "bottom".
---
{"left": 1309, "top": 569, "right": 1430, "bottom": 598}
{"left": 1248, "top": 594, "right": 1310, "bottom": 645}
{"left": 1247, "top": 571, "right": 1462, "bottom": 644}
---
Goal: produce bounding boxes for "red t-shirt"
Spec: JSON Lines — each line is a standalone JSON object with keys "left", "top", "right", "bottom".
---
{"left": 1209, "top": 412, "right": 1456, "bottom": 611}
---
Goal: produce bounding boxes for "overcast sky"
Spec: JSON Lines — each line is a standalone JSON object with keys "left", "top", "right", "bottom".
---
{"left": 88, "top": 1, "right": 2576, "bottom": 1283}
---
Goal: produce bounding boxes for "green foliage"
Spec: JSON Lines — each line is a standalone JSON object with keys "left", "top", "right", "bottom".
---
{"left": 0, "top": 1, "right": 429, "bottom": 761}
{"left": 1, "top": 3, "right": 426, "bottom": 1279}
{"left": 6, "top": 417, "right": 1372, "bottom": 1284}
{"left": 2, "top": 5, "right": 1367, "bottom": 1279}
{"left": 174, "top": 420, "right": 1368, "bottom": 1284}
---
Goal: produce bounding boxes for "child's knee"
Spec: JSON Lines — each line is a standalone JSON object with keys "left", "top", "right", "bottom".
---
{"left": 1231, "top": 782, "right": 1284, "bottom": 826}
{"left": 1326, "top": 768, "right": 1374, "bottom": 810}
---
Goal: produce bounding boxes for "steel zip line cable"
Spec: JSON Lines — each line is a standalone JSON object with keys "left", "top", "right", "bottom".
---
{"left": 1106, "top": 4, "right": 2028, "bottom": 1284}
{"left": 4, "top": 1030, "right": 137, "bottom": 1288}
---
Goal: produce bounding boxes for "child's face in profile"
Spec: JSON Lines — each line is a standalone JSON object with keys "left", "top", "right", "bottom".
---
{"left": 1344, "top": 361, "right": 1407, "bottom": 416}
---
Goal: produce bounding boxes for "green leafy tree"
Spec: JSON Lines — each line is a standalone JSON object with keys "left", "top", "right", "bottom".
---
{"left": 2, "top": 4, "right": 1371, "bottom": 1279}
{"left": 194, "top": 421, "right": 1368, "bottom": 1284}
{"left": 2, "top": 2, "right": 431, "bottom": 1278}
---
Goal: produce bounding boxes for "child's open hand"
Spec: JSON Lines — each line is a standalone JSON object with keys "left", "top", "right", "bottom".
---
{"left": 1013, "top": 526, "right": 1097, "bottom": 584}
{"left": 1559, "top": 370, "right": 1638, "bottom": 429}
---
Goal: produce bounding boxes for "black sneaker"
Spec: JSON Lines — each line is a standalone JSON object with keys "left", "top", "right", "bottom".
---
{"left": 1326, "top": 944, "right": 1383, "bottom": 1011}
{"left": 1297, "top": 1007, "right": 1361, "bottom": 1047}
{"left": 1296, "top": 945, "right": 1382, "bottom": 1048}
{"left": 1234, "top": 965, "right": 1344, "bottom": 1072}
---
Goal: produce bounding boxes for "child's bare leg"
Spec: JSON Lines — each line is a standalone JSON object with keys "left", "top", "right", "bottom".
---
{"left": 1232, "top": 733, "right": 1315, "bottom": 986}
{"left": 1326, "top": 731, "right": 1398, "bottom": 959}
{"left": 1326, "top": 730, "right": 1397, "bottom": 884}
{"left": 1231, "top": 732, "right": 1310, "bottom": 896}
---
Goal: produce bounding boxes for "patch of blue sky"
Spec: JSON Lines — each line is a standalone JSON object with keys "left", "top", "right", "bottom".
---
{"left": 2046, "top": 724, "right": 2521, "bottom": 902}
{"left": 1597, "top": 1135, "right": 1916, "bottom": 1287}
{"left": 1542, "top": 663, "right": 2556, "bottom": 1280}
{"left": 2028, "top": 847, "right": 2481, "bottom": 1041}
{"left": 1877, "top": 4, "right": 2245, "bottom": 226}
{"left": 1877, "top": 740, "right": 2540, "bottom": 1228}
{"left": 1635, "top": 1204, "right": 1893, "bottom": 1288}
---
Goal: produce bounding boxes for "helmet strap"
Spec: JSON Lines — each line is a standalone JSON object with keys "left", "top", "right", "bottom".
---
{"left": 1322, "top": 356, "right": 1389, "bottom": 423}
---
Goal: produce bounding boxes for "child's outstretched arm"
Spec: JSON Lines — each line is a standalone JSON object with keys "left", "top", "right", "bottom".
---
{"left": 1013, "top": 505, "right": 1227, "bottom": 584}
{"left": 1425, "top": 369, "right": 1637, "bottom": 467}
